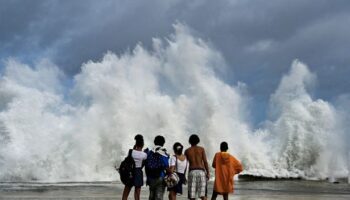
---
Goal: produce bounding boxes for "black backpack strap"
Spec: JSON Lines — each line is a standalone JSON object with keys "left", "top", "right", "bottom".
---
{"left": 128, "top": 149, "right": 133, "bottom": 157}
{"left": 175, "top": 155, "right": 178, "bottom": 172}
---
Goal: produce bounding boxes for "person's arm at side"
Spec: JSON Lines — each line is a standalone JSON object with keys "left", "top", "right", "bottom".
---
{"left": 184, "top": 149, "right": 189, "bottom": 169}
{"left": 162, "top": 155, "right": 171, "bottom": 174}
{"left": 212, "top": 153, "right": 216, "bottom": 168}
{"left": 180, "top": 155, "right": 188, "bottom": 185}
{"left": 141, "top": 152, "right": 147, "bottom": 168}
{"left": 202, "top": 148, "right": 210, "bottom": 180}
{"left": 168, "top": 156, "right": 175, "bottom": 173}
{"left": 232, "top": 156, "right": 243, "bottom": 174}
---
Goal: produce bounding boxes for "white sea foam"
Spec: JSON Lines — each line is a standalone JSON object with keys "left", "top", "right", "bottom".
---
{"left": 0, "top": 24, "right": 348, "bottom": 181}
{"left": 260, "top": 61, "right": 346, "bottom": 179}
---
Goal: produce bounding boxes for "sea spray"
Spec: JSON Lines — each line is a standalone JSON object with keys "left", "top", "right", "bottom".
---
{"left": 331, "top": 94, "right": 350, "bottom": 182}
{"left": 0, "top": 24, "right": 253, "bottom": 181}
{"left": 348, "top": 152, "right": 350, "bottom": 184}
{"left": 259, "top": 60, "right": 342, "bottom": 179}
{"left": 0, "top": 23, "right": 348, "bottom": 182}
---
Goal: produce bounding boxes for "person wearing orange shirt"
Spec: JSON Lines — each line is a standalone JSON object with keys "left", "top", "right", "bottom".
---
{"left": 211, "top": 142, "right": 243, "bottom": 200}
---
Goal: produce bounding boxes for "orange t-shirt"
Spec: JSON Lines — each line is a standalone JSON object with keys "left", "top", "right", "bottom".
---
{"left": 212, "top": 152, "right": 243, "bottom": 193}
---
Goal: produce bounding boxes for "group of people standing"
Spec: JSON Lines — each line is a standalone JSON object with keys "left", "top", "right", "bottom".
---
{"left": 120, "top": 134, "right": 243, "bottom": 200}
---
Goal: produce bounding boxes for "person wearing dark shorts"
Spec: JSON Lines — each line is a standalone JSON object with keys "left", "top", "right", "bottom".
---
{"left": 122, "top": 135, "right": 147, "bottom": 200}
{"left": 145, "top": 135, "right": 169, "bottom": 200}
{"left": 168, "top": 142, "right": 188, "bottom": 200}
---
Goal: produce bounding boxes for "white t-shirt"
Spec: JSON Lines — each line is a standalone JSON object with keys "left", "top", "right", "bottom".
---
{"left": 132, "top": 150, "right": 147, "bottom": 168}
{"left": 169, "top": 155, "right": 188, "bottom": 174}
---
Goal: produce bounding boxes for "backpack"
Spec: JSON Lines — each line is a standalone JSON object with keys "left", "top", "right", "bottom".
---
{"left": 117, "top": 149, "right": 135, "bottom": 186}
{"left": 144, "top": 148, "right": 166, "bottom": 179}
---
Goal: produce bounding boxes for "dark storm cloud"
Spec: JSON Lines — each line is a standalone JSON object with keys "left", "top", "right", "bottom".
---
{"left": 1, "top": 0, "right": 350, "bottom": 122}
{"left": 0, "top": 0, "right": 177, "bottom": 74}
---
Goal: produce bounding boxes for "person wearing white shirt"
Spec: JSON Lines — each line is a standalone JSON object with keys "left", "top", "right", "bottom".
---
{"left": 122, "top": 134, "right": 147, "bottom": 200}
{"left": 168, "top": 142, "right": 188, "bottom": 200}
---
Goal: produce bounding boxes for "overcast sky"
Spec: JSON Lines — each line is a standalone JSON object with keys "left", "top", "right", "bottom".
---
{"left": 1, "top": 0, "right": 349, "bottom": 124}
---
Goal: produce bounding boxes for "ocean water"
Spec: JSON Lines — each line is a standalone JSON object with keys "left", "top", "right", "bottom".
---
{"left": 0, "top": 180, "right": 349, "bottom": 200}
{"left": 0, "top": 24, "right": 349, "bottom": 183}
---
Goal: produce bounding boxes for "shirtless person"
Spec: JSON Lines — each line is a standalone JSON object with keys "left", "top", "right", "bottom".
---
{"left": 184, "top": 134, "right": 210, "bottom": 200}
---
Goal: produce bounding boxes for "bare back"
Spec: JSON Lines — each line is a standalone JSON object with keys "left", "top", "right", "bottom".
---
{"left": 185, "top": 146, "right": 209, "bottom": 172}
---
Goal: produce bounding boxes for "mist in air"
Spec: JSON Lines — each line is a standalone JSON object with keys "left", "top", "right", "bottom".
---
{"left": 0, "top": 24, "right": 348, "bottom": 182}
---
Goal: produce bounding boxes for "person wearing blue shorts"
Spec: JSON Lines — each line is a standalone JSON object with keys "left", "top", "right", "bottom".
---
{"left": 122, "top": 134, "right": 147, "bottom": 200}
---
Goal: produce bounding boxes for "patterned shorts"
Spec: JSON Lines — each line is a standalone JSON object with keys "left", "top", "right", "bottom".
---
{"left": 188, "top": 170, "right": 207, "bottom": 199}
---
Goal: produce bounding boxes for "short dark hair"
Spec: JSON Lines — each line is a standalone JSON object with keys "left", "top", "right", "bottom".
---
{"left": 173, "top": 142, "right": 183, "bottom": 155}
{"left": 220, "top": 142, "right": 228, "bottom": 152}
{"left": 154, "top": 135, "right": 165, "bottom": 146}
{"left": 189, "top": 134, "right": 200, "bottom": 146}
{"left": 134, "top": 134, "right": 144, "bottom": 147}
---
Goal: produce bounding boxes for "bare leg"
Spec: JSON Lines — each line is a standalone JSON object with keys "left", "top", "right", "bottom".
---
{"left": 169, "top": 190, "right": 176, "bottom": 200}
{"left": 134, "top": 187, "right": 141, "bottom": 200}
{"left": 122, "top": 186, "right": 132, "bottom": 200}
